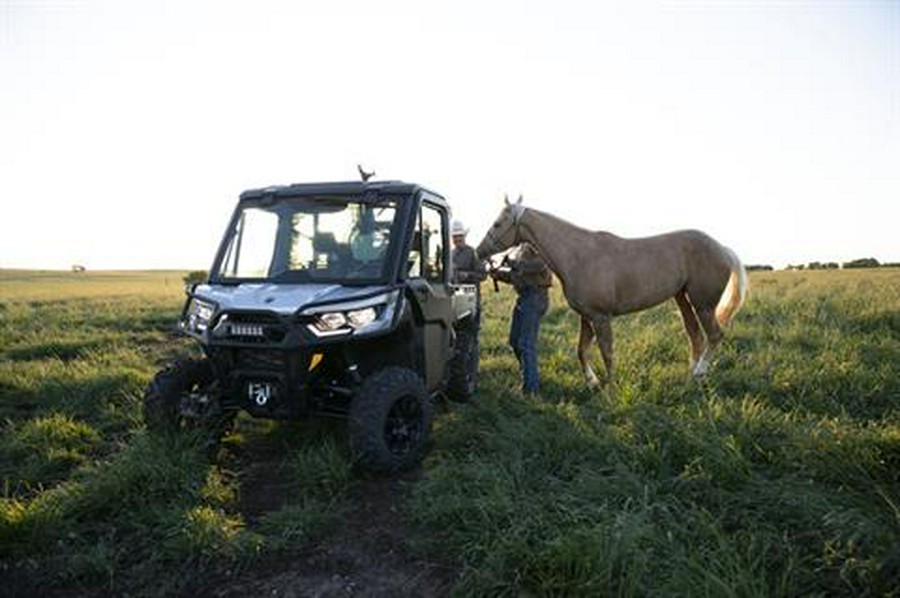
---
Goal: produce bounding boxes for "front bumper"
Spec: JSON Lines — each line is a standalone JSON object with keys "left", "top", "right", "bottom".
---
{"left": 207, "top": 344, "right": 352, "bottom": 419}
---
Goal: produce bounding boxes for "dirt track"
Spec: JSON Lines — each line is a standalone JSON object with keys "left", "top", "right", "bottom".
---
{"left": 209, "top": 437, "right": 455, "bottom": 598}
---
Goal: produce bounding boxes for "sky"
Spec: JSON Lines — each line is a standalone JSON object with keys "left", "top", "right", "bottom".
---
{"left": 1, "top": 0, "right": 898, "bottom": 270}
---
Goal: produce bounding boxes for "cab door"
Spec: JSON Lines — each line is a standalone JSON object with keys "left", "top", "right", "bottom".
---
{"left": 405, "top": 199, "right": 453, "bottom": 391}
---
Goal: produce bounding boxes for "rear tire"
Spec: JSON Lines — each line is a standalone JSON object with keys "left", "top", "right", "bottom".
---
{"left": 448, "top": 321, "right": 479, "bottom": 401}
{"left": 347, "top": 367, "right": 432, "bottom": 474}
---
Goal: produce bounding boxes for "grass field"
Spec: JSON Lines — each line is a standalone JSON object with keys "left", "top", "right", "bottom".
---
{"left": 1, "top": 268, "right": 898, "bottom": 596}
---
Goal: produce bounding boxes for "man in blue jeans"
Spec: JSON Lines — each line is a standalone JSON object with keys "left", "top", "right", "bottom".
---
{"left": 491, "top": 243, "right": 552, "bottom": 394}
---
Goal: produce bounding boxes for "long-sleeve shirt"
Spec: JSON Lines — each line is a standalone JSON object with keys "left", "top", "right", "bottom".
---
{"left": 452, "top": 245, "right": 487, "bottom": 284}
{"left": 493, "top": 244, "right": 552, "bottom": 292}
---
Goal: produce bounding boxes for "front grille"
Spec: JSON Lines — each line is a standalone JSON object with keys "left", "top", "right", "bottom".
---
{"left": 234, "top": 349, "right": 286, "bottom": 371}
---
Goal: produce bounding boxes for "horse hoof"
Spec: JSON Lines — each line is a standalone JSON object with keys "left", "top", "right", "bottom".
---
{"left": 692, "top": 360, "right": 710, "bottom": 377}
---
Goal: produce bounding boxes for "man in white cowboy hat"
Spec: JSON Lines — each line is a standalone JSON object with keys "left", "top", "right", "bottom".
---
{"left": 451, "top": 219, "right": 486, "bottom": 324}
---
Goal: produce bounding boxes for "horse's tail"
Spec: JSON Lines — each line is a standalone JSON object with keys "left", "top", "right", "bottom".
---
{"left": 715, "top": 246, "right": 748, "bottom": 328}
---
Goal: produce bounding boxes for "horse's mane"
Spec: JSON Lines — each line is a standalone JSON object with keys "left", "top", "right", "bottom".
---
{"left": 527, "top": 207, "right": 618, "bottom": 240}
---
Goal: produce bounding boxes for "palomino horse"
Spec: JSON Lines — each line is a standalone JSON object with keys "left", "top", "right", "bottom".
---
{"left": 476, "top": 197, "right": 748, "bottom": 386}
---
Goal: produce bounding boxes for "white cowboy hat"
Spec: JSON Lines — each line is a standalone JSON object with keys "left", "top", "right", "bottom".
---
{"left": 450, "top": 219, "right": 468, "bottom": 236}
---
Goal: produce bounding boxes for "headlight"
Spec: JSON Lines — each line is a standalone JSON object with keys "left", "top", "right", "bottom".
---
{"left": 303, "top": 291, "right": 399, "bottom": 337}
{"left": 346, "top": 307, "right": 377, "bottom": 327}
{"left": 184, "top": 298, "right": 215, "bottom": 333}
{"left": 316, "top": 312, "right": 348, "bottom": 333}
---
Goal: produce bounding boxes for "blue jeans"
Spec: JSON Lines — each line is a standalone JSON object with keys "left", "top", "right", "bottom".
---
{"left": 509, "top": 287, "right": 549, "bottom": 393}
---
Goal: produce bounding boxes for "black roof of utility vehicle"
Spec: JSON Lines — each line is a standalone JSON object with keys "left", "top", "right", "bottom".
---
{"left": 239, "top": 180, "right": 447, "bottom": 206}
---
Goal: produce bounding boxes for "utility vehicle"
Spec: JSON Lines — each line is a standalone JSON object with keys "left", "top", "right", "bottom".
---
{"left": 144, "top": 180, "right": 479, "bottom": 472}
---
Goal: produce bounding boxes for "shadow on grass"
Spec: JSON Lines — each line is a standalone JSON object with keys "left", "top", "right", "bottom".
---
{"left": 4, "top": 339, "right": 112, "bottom": 362}
{"left": 848, "top": 310, "right": 900, "bottom": 336}
{"left": 0, "top": 371, "right": 145, "bottom": 422}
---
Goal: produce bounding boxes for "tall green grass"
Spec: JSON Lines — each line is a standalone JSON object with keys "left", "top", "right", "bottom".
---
{"left": 1, "top": 268, "right": 898, "bottom": 595}
{"left": 0, "top": 271, "right": 351, "bottom": 595}
{"left": 412, "top": 269, "right": 900, "bottom": 596}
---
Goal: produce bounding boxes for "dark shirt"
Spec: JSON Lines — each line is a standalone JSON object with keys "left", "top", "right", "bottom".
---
{"left": 493, "top": 244, "right": 552, "bottom": 292}
{"left": 452, "top": 244, "right": 486, "bottom": 284}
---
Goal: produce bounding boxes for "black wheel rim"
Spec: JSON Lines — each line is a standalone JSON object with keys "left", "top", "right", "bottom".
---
{"left": 384, "top": 394, "right": 423, "bottom": 456}
{"left": 177, "top": 376, "right": 216, "bottom": 430}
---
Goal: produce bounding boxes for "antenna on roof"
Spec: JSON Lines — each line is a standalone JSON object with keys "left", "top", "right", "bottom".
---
{"left": 357, "top": 164, "right": 375, "bottom": 182}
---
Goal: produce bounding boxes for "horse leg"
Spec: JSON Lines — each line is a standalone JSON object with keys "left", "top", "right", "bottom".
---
{"left": 674, "top": 291, "right": 706, "bottom": 374}
{"left": 578, "top": 316, "right": 601, "bottom": 389}
{"left": 693, "top": 307, "right": 724, "bottom": 377}
{"left": 592, "top": 314, "right": 615, "bottom": 383}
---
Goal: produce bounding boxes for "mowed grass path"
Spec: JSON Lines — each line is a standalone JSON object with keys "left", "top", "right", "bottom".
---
{"left": 1, "top": 268, "right": 899, "bottom": 596}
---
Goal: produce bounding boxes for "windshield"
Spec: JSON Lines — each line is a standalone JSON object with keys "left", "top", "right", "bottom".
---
{"left": 215, "top": 196, "right": 399, "bottom": 282}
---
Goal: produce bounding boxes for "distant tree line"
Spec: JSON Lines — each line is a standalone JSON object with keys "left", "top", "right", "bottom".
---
{"left": 842, "top": 258, "right": 880, "bottom": 269}
{"left": 786, "top": 262, "right": 840, "bottom": 271}
{"left": 183, "top": 270, "right": 209, "bottom": 285}
{"left": 778, "top": 258, "right": 898, "bottom": 271}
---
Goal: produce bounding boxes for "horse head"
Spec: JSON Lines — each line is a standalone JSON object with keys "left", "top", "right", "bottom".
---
{"left": 476, "top": 194, "right": 526, "bottom": 259}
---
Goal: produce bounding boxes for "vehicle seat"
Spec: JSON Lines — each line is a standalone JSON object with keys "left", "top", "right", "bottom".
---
{"left": 313, "top": 232, "right": 341, "bottom": 271}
